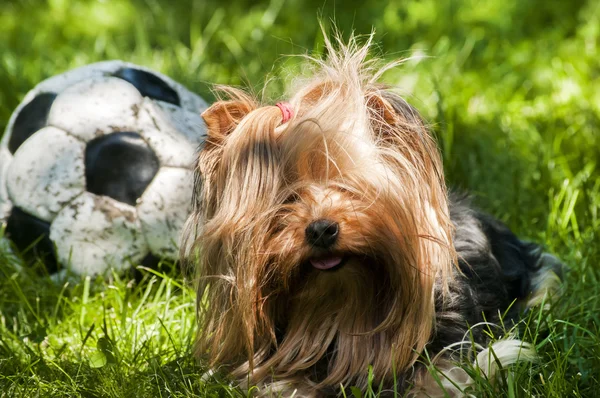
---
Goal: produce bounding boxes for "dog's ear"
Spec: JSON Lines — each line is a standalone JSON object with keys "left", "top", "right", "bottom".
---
{"left": 202, "top": 99, "right": 255, "bottom": 141}
{"left": 197, "top": 94, "right": 256, "bottom": 195}
{"left": 366, "top": 90, "right": 428, "bottom": 128}
{"left": 366, "top": 89, "right": 444, "bottom": 176}
{"left": 366, "top": 92, "right": 399, "bottom": 126}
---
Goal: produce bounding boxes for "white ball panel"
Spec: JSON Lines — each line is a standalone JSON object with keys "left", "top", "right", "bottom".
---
{"left": 50, "top": 193, "right": 148, "bottom": 275}
{"left": 0, "top": 147, "right": 13, "bottom": 220}
{"left": 6, "top": 127, "right": 85, "bottom": 222}
{"left": 47, "top": 77, "right": 142, "bottom": 141}
{"left": 28, "top": 60, "right": 127, "bottom": 95}
{"left": 137, "top": 99, "right": 198, "bottom": 168}
{"left": 154, "top": 100, "right": 207, "bottom": 148}
{"left": 137, "top": 167, "right": 193, "bottom": 258}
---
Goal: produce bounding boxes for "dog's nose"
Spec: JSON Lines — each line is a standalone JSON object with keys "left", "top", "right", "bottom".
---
{"left": 305, "top": 219, "right": 339, "bottom": 248}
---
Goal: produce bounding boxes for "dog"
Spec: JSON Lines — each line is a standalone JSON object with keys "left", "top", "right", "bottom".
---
{"left": 182, "top": 36, "right": 563, "bottom": 397}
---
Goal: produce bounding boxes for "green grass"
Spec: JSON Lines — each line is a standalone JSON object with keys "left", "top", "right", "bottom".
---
{"left": 1, "top": 0, "right": 599, "bottom": 396}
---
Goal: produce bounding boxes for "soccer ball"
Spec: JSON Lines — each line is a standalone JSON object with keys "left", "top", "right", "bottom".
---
{"left": 0, "top": 61, "right": 207, "bottom": 276}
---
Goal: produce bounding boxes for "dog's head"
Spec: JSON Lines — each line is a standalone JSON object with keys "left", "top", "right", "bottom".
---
{"left": 184, "top": 38, "right": 456, "bottom": 390}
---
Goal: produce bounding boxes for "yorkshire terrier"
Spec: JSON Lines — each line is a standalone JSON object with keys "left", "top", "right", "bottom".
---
{"left": 183, "top": 36, "right": 563, "bottom": 397}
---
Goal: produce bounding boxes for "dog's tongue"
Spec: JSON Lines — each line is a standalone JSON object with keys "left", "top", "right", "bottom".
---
{"left": 310, "top": 255, "right": 342, "bottom": 270}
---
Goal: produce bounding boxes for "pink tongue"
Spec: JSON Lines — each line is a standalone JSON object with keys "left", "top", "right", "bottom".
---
{"left": 310, "top": 256, "right": 342, "bottom": 270}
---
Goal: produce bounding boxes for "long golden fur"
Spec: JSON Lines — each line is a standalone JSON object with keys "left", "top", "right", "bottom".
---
{"left": 183, "top": 34, "right": 560, "bottom": 397}
{"left": 183, "top": 34, "right": 456, "bottom": 393}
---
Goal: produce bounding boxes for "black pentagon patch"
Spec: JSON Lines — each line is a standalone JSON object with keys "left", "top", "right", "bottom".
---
{"left": 9, "top": 93, "right": 57, "bottom": 154}
{"left": 113, "top": 68, "right": 180, "bottom": 106}
{"left": 85, "top": 132, "right": 159, "bottom": 206}
{"left": 6, "top": 207, "right": 58, "bottom": 273}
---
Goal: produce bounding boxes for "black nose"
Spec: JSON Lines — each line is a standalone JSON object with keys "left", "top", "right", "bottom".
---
{"left": 305, "top": 219, "right": 339, "bottom": 248}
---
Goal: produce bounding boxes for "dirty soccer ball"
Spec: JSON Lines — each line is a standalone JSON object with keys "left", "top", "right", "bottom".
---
{"left": 0, "top": 61, "right": 207, "bottom": 276}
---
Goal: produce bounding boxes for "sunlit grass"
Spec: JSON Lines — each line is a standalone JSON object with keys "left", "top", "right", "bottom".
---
{"left": 1, "top": 0, "right": 599, "bottom": 396}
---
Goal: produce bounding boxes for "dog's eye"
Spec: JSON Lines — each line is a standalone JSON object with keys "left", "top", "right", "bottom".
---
{"left": 336, "top": 185, "right": 356, "bottom": 197}
{"left": 283, "top": 193, "right": 300, "bottom": 204}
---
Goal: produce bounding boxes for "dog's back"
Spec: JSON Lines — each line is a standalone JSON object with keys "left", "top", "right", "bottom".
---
{"left": 429, "top": 194, "right": 564, "bottom": 354}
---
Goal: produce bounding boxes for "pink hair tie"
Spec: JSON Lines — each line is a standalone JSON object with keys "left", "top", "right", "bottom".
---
{"left": 276, "top": 102, "right": 294, "bottom": 124}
